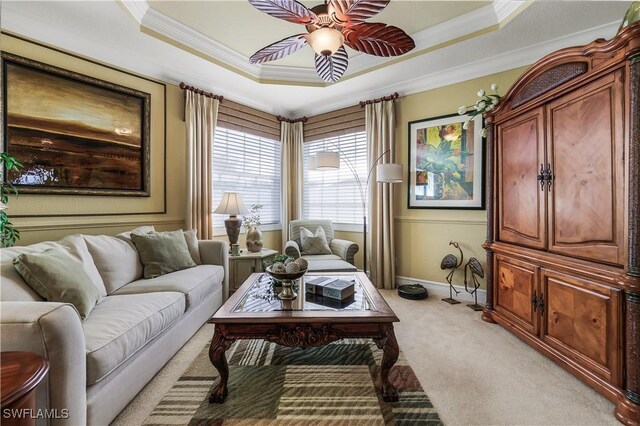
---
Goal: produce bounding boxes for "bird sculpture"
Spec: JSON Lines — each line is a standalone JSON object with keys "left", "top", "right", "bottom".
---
{"left": 464, "top": 257, "right": 485, "bottom": 311}
{"left": 440, "top": 241, "right": 463, "bottom": 304}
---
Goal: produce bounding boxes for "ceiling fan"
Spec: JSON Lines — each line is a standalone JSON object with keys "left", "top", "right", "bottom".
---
{"left": 248, "top": 0, "right": 415, "bottom": 82}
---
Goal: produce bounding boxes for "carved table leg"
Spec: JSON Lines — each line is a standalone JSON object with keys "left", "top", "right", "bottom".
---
{"left": 208, "top": 326, "right": 234, "bottom": 403}
{"left": 375, "top": 324, "right": 400, "bottom": 402}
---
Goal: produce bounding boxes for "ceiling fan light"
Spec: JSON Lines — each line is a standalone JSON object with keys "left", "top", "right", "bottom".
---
{"left": 307, "top": 28, "right": 344, "bottom": 56}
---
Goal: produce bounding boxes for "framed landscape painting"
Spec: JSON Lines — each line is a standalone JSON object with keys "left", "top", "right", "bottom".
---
{"left": 408, "top": 113, "right": 484, "bottom": 209}
{"left": 1, "top": 53, "right": 151, "bottom": 196}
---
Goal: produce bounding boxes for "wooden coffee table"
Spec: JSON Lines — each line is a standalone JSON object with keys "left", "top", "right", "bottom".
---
{"left": 208, "top": 272, "right": 400, "bottom": 403}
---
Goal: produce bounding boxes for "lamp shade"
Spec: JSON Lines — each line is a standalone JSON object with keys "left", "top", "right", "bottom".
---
{"left": 213, "top": 192, "right": 248, "bottom": 216}
{"left": 308, "top": 155, "right": 318, "bottom": 170}
{"left": 315, "top": 151, "right": 340, "bottom": 170}
{"left": 376, "top": 163, "right": 403, "bottom": 183}
{"left": 307, "top": 28, "right": 344, "bottom": 56}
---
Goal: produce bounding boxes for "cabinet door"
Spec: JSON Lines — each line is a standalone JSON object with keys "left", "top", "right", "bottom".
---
{"left": 546, "top": 71, "right": 625, "bottom": 266}
{"left": 495, "top": 254, "right": 540, "bottom": 335}
{"left": 540, "top": 269, "right": 622, "bottom": 385}
{"left": 497, "top": 107, "right": 547, "bottom": 250}
{"left": 232, "top": 259, "right": 257, "bottom": 292}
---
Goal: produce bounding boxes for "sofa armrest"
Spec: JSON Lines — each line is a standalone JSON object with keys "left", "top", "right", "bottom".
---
{"left": 198, "top": 240, "right": 229, "bottom": 299}
{"left": 285, "top": 240, "right": 301, "bottom": 259}
{"left": 0, "top": 302, "right": 86, "bottom": 425}
{"left": 330, "top": 239, "right": 360, "bottom": 265}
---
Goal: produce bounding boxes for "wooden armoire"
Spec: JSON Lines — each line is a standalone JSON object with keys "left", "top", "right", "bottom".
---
{"left": 483, "top": 23, "right": 640, "bottom": 424}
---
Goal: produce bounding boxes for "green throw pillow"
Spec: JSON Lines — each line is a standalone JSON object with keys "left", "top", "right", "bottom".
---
{"left": 131, "top": 230, "right": 197, "bottom": 279}
{"left": 13, "top": 247, "right": 102, "bottom": 320}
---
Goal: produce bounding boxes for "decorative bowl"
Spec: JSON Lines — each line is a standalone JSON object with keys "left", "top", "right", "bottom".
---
{"left": 265, "top": 266, "right": 307, "bottom": 300}
{"left": 265, "top": 266, "right": 308, "bottom": 282}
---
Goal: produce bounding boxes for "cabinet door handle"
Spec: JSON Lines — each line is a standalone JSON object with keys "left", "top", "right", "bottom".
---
{"left": 531, "top": 290, "right": 538, "bottom": 312}
{"left": 537, "top": 164, "right": 545, "bottom": 191}
{"left": 544, "top": 163, "right": 553, "bottom": 191}
{"left": 537, "top": 294, "right": 545, "bottom": 314}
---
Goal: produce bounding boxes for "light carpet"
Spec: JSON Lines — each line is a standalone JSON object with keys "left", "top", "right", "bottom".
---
{"left": 142, "top": 338, "right": 442, "bottom": 425}
{"left": 114, "top": 290, "right": 618, "bottom": 425}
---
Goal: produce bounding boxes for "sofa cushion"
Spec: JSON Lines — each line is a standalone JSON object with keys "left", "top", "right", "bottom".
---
{"left": 306, "top": 259, "right": 358, "bottom": 273}
{"left": 59, "top": 235, "right": 107, "bottom": 297}
{"left": 131, "top": 230, "right": 196, "bottom": 279}
{"left": 83, "top": 235, "right": 143, "bottom": 294}
{"left": 115, "top": 225, "right": 155, "bottom": 243}
{"left": 84, "top": 291, "right": 185, "bottom": 385}
{"left": 112, "top": 265, "right": 223, "bottom": 310}
{"left": 183, "top": 229, "right": 202, "bottom": 264}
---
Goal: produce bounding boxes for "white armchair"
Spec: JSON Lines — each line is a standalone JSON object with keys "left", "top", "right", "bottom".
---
{"left": 285, "top": 220, "right": 359, "bottom": 272}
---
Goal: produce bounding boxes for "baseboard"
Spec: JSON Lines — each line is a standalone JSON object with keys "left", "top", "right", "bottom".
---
{"left": 396, "top": 276, "right": 487, "bottom": 305}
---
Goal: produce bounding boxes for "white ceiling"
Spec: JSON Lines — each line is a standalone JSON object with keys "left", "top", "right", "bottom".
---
{"left": 0, "top": 1, "right": 630, "bottom": 117}
{"left": 147, "top": 0, "right": 490, "bottom": 67}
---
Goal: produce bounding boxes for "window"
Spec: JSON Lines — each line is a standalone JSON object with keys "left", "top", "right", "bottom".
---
{"left": 212, "top": 127, "right": 281, "bottom": 233}
{"left": 303, "top": 132, "right": 368, "bottom": 226}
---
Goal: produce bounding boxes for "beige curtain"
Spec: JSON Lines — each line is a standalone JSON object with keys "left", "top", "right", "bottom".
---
{"left": 366, "top": 100, "right": 396, "bottom": 289}
{"left": 185, "top": 91, "right": 219, "bottom": 239}
{"left": 280, "top": 121, "right": 304, "bottom": 250}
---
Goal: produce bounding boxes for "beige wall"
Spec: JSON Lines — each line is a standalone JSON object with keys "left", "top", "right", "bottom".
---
{"left": 393, "top": 67, "right": 528, "bottom": 288}
{"left": 2, "top": 33, "right": 283, "bottom": 251}
{"left": 2, "top": 32, "right": 527, "bottom": 285}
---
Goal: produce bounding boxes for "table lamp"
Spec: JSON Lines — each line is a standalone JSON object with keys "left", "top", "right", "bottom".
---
{"left": 213, "top": 192, "right": 247, "bottom": 256}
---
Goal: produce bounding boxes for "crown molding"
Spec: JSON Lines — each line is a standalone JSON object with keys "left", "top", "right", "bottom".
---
{"left": 0, "top": 4, "right": 289, "bottom": 115}
{"left": 346, "top": 1, "right": 527, "bottom": 75}
{"left": 120, "top": 0, "right": 529, "bottom": 84}
{"left": 290, "top": 20, "right": 620, "bottom": 116}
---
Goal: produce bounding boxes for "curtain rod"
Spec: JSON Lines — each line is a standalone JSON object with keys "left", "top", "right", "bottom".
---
{"left": 359, "top": 92, "right": 399, "bottom": 107}
{"left": 179, "top": 82, "right": 224, "bottom": 102}
{"left": 277, "top": 115, "right": 308, "bottom": 123}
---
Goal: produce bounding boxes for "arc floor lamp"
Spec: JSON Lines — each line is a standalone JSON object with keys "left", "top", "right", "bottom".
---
{"left": 309, "top": 147, "right": 403, "bottom": 275}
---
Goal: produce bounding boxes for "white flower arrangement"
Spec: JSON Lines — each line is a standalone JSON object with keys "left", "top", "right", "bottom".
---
{"left": 242, "top": 203, "right": 263, "bottom": 230}
{"left": 458, "top": 83, "right": 502, "bottom": 138}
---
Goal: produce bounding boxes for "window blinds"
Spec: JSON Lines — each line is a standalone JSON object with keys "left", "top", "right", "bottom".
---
{"left": 212, "top": 127, "right": 281, "bottom": 229}
{"left": 303, "top": 131, "right": 368, "bottom": 225}
{"left": 304, "top": 105, "right": 365, "bottom": 142}
{"left": 217, "top": 100, "right": 280, "bottom": 141}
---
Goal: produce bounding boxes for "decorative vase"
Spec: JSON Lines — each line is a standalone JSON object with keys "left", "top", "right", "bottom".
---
{"left": 619, "top": 1, "right": 640, "bottom": 31}
{"left": 246, "top": 225, "right": 263, "bottom": 253}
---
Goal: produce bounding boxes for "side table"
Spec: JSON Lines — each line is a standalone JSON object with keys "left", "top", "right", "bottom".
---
{"left": 228, "top": 248, "right": 277, "bottom": 296}
{"left": 1, "top": 352, "right": 49, "bottom": 426}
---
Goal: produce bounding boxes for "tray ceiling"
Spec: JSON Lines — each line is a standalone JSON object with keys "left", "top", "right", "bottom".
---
{"left": 148, "top": 1, "right": 491, "bottom": 68}
{"left": 0, "top": 1, "right": 630, "bottom": 116}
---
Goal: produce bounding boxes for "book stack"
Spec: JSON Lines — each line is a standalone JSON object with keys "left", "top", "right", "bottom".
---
{"left": 305, "top": 276, "right": 355, "bottom": 300}
{"left": 306, "top": 293, "right": 355, "bottom": 309}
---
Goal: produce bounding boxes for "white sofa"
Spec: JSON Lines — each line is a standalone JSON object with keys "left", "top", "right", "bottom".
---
{"left": 0, "top": 227, "right": 228, "bottom": 426}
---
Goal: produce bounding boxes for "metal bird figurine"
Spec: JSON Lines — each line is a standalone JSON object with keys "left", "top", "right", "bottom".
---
{"left": 464, "top": 257, "right": 484, "bottom": 311}
{"left": 440, "top": 241, "right": 463, "bottom": 304}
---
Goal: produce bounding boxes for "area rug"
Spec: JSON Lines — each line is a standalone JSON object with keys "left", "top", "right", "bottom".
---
{"left": 143, "top": 338, "right": 442, "bottom": 425}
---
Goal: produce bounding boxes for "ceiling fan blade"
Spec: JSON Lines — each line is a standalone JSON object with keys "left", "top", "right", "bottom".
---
{"left": 343, "top": 22, "right": 415, "bottom": 57}
{"left": 250, "top": 34, "right": 308, "bottom": 64}
{"left": 328, "top": 0, "right": 389, "bottom": 24}
{"left": 315, "top": 46, "right": 349, "bottom": 83}
{"left": 248, "top": 0, "right": 317, "bottom": 25}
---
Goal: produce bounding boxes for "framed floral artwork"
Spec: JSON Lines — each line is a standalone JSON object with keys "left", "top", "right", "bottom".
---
{"left": 408, "top": 112, "right": 485, "bottom": 209}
